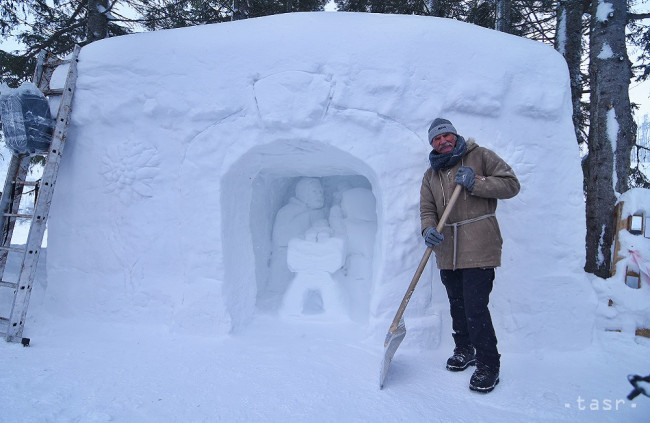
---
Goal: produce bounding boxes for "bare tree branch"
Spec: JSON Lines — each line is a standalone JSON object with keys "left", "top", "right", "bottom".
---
{"left": 628, "top": 13, "right": 650, "bottom": 22}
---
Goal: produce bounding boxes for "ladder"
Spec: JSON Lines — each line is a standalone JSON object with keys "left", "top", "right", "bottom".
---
{"left": 0, "top": 45, "right": 80, "bottom": 345}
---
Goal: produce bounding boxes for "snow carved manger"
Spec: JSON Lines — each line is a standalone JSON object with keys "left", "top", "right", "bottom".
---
{"left": 44, "top": 13, "right": 597, "bottom": 350}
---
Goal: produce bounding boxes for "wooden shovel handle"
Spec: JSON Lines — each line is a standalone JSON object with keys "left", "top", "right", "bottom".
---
{"left": 389, "top": 184, "right": 463, "bottom": 332}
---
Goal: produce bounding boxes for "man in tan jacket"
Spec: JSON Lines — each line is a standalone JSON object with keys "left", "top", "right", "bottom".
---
{"left": 420, "top": 118, "right": 520, "bottom": 393}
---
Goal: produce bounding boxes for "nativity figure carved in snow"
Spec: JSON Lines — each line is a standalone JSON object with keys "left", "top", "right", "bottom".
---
{"left": 268, "top": 178, "right": 327, "bottom": 297}
{"left": 329, "top": 187, "right": 377, "bottom": 320}
{"left": 279, "top": 220, "right": 347, "bottom": 318}
{"left": 269, "top": 177, "right": 377, "bottom": 320}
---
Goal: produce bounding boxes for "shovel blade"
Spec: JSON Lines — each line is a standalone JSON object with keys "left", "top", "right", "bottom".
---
{"left": 379, "top": 319, "right": 406, "bottom": 389}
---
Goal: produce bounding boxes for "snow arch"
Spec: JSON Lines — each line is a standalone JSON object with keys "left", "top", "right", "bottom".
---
{"left": 205, "top": 107, "right": 425, "bottom": 330}
{"left": 221, "top": 139, "right": 377, "bottom": 322}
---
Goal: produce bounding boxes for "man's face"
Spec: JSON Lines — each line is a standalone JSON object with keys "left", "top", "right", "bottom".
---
{"left": 431, "top": 133, "right": 456, "bottom": 154}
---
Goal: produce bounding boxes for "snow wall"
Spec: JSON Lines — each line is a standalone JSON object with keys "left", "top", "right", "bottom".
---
{"left": 45, "top": 12, "right": 596, "bottom": 351}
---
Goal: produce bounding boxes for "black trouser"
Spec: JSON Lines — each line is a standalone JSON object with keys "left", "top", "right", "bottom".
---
{"left": 440, "top": 267, "right": 500, "bottom": 369}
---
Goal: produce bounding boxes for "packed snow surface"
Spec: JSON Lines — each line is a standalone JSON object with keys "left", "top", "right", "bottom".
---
{"left": 46, "top": 11, "right": 593, "bottom": 347}
{"left": 0, "top": 12, "right": 648, "bottom": 422}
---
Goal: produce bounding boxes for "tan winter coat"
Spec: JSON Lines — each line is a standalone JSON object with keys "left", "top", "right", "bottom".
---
{"left": 420, "top": 139, "right": 520, "bottom": 270}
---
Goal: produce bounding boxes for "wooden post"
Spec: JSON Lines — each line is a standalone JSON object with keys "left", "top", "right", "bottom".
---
{"left": 625, "top": 268, "right": 641, "bottom": 289}
{"left": 611, "top": 202, "right": 626, "bottom": 276}
{"left": 636, "top": 328, "right": 650, "bottom": 339}
{"left": 628, "top": 214, "right": 644, "bottom": 235}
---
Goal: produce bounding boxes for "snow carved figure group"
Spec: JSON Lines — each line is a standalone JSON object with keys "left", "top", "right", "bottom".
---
{"left": 268, "top": 178, "right": 327, "bottom": 298}
{"left": 270, "top": 178, "right": 377, "bottom": 320}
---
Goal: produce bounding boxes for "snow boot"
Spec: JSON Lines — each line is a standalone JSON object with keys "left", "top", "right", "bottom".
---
{"left": 469, "top": 362, "right": 500, "bottom": 393}
{"left": 446, "top": 346, "right": 476, "bottom": 371}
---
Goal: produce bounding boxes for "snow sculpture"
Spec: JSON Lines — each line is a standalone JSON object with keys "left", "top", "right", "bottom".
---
{"left": 101, "top": 141, "right": 160, "bottom": 204}
{"left": 330, "top": 187, "right": 377, "bottom": 320}
{"left": 268, "top": 178, "right": 326, "bottom": 297}
{"left": 253, "top": 71, "right": 332, "bottom": 128}
{"left": 46, "top": 13, "right": 594, "bottom": 350}
{"left": 279, "top": 220, "right": 347, "bottom": 319}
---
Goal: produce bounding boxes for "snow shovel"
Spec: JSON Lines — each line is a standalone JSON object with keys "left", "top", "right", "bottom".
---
{"left": 379, "top": 184, "right": 462, "bottom": 389}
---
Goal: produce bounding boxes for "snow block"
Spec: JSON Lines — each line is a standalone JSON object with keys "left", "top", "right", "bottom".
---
{"left": 46, "top": 12, "right": 594, "bottom": 350}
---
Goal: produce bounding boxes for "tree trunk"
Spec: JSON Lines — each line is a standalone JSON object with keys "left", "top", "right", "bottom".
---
{"left": 495, "top": 0, "right": 512, "bottom": 34}
{"left": 232, "top": 0, "right": 249, "bottom": 20}
{"left": 427, "top": 0, "right": 445, "bottom": 17}
{"left": 555, "top": 0, "right": 586, "bottom": 146}
{"left": 585, "top": 0, "right": 636, "bottom": 277}
{"left": 86, "top": 0, "right": 109, "bottom": 43}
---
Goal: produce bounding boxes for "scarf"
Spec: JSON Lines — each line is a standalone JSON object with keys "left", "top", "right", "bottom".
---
{"left": 429, "top": 135, "right": 467, "bottom": 172}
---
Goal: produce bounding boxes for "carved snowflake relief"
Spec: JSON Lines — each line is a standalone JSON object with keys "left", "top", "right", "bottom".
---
{"left": 101, "top": 141, "right": 160, "bottom": 204}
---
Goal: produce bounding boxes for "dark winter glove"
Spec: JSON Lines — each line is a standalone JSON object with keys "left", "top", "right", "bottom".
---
{"left": 455, "top": 166, "right": 475, "bottom": 192}
{"left": 423, "top": 226, "right": 444, "bottom": 248}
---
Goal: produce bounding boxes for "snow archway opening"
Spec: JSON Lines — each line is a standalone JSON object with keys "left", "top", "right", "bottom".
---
{"left": 221, "top": 139, "right": 380, "bottom": 325}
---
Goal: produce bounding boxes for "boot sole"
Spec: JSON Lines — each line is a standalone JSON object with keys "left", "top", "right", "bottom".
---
{"left": 446, "top": 358, "right": 476, "bottom": 372}
{"left": 469, "top": 376, "right": 500, "bottom": 393}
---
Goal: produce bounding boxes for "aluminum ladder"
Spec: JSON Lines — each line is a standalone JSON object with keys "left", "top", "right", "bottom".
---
{"left": 0, "top": 45, "right": 80, "bottom": 345}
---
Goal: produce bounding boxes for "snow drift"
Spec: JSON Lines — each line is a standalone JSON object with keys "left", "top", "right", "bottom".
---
{"left": 45, "top": 12, "right": 595, "bottom": 350}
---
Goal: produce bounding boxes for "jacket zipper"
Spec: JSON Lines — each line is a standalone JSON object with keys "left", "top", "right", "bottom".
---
{"left": 438, "top": 156, "right": 467, "bottom": 206}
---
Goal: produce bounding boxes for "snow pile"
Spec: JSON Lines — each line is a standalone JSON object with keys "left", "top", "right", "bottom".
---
{"left": 43, "top": 12, "right": 594, "bottom": 351}
{"left": 593, "top": 188, "right": 650, "bottom": 334}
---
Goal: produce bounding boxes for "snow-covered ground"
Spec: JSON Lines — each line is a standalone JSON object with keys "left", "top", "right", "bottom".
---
{"left": 0, "top": 12, "right": 649, "bottom": 422}
{"left": 1, "top": 275, "right": 648, "bottom": 422}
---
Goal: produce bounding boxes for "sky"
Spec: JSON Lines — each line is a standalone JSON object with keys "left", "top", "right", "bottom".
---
{"left": 631, "top": 79, "right": 650, "bottom": 123}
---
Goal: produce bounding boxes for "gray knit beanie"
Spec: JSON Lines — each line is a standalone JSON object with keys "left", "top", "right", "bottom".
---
{"left": 428, "top": 118, "right": 457, "bottom": 144}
